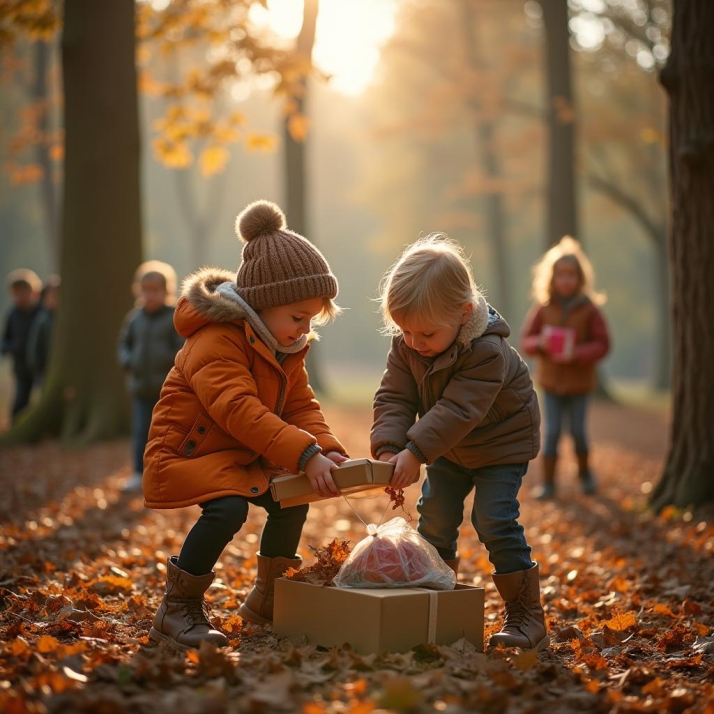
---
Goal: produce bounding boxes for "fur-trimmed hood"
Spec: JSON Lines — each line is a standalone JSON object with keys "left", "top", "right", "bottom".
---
{"left": 456, "top": 294, "right": 510, "bottom": 349}
{"left": 177, "top": 267, "right": 245, "bottom": 330}
{"left": 174, "top": 267, "right": 310, "bottom": 353}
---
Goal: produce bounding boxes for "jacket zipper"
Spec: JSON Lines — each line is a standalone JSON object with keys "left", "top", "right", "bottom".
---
{"left": 275, "top": 372, "right": 287, "bottom": 416}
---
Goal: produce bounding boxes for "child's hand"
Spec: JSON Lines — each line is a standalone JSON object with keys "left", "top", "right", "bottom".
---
{"left": 390, "top": 449, "right": 422, "bottom": 489}
{"left": 324, "top": 451, "right": 349, "bottom": 465}
{"left": 304, "top": 453, "right": 341, "bottom": 498}
{"left": 551, "top": 352, "right": 574, "bottom": 364}
{"left": 377, "top": 452, "right": 397, "bottom": 463}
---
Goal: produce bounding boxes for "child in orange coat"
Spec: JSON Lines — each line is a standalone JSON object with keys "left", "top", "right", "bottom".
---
{"left": 521, "top": 237, "right": 610, "bottom": 500}
{"left": 144, "top": 201, "right": 348, "bottom": 649}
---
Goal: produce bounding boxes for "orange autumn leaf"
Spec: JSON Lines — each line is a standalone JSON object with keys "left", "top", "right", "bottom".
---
{"left": 302, "top": 703, "right": 327, "bottom": 714}
{"left": 602, "top": 611, "right": 637, "bottom": 631}
{"left": 246, "top": 133, "right": 279, "bottom": 152}
{"left": 513, "top": 649, "right": 538, "bottom": 670}
{"left": 652, "top": 603, "right": 676, "bottom": 617}
{"left": 37, "top": 635, "right": 61, "bottom": 653}
{"left": 287, "top": 113, "right": 310, "bottom": 142}
{"left": 7, "top": 638, "right": 31, "bottom": 657}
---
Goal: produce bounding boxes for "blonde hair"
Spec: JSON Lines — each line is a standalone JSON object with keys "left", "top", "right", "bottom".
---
{"left": 133, "top": 260, "right": 177, "bottom": 305}
{"left": 378, "top": 233, "right": 480, "bottom": 334}
{"left": 530, "top": 236, "right": 605, "bottom": 306}
{"left": 311, "top": 297, "right": 342, "bottom": 328}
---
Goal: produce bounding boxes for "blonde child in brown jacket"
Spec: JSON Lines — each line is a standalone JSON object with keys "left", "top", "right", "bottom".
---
{"left": 370, "top": 234, "right": 547, "bottom": 651}
{"left": 521, "top": 237, "right": 610, "bottom": 500}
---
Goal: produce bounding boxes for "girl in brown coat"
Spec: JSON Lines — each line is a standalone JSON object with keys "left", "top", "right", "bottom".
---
{"left": 370, "top": 235, "right": 547, "bottom": 651}
{"left": 521, "top": 236, "right": 610, "bottom": 500}
{"left": 144, "top": 201, "right": 348, "bottom": 649}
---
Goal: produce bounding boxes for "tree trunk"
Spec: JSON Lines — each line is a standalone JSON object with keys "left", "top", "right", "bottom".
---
{"left": 653, "top": 238, "right": 672, "bottom": 390}
{"left": 539, "top": 0, "right": 578, "bottom": 247}
{"left": 650, "top": 0, "right": 714, "bottom": 511}
{"left": 284, "top": 0, "right": 326, "bottom": 394}
{"left": 3, "top": 0, "right": 142, "bottom": 445}
{"left": 33, "top": 40, "right": 60, "bottom": 267}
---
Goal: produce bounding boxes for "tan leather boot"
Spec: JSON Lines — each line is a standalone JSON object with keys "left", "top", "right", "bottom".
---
{"left": 238, "top": 553, "right": 301, "bottom": 625}
{"left": 577, "top": 453, "right": 597, "bottom": 495}
{"left": 534, "top": 456, "right": 557, "bottom": 500}
{"left": 489, "top": 562, "right": 548, "bottom": 650}
{"left": 443, "top": 557, "right": 460, "bottom": 577}
{"left": 149, "top": 556, "right": 228, "bottom": 649}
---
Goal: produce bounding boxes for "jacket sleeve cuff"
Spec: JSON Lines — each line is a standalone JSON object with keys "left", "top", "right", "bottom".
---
{"left": 405, "top": 441, "right": 427, "bottom": 464}
{"left": 298, "top": 443, "right": 322, "bottom": 472}
{"left": 374, "top": 444, "right": 402, "bottom": 458}
{"left": 315, "top": 434, "right": 349, "bottom": 458}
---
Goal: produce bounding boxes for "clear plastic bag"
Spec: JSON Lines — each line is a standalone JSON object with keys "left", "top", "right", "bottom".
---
{"left": 333, "top": 517, "right": 456, "bottom": 590}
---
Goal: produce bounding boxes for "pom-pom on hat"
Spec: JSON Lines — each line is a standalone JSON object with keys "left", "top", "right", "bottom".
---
{"left": 234, "top": 200, "right": 338, "bottom": 310}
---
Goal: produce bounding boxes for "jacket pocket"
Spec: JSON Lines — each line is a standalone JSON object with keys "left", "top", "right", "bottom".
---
{"left": 177, "top": 412, "right": 213, "bottom": 458}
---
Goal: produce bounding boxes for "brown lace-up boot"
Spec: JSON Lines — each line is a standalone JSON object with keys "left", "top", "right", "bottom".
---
{"left": 238, "top": 553, "right": 301, "bottom": 625}
{"left": 489, "top": 562, "right": 549, "bottom": 651}
{"left": 150, "top": 557, "right": 228, "bottom": 649}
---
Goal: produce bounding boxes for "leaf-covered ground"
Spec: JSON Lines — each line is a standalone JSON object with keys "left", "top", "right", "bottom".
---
{"left": 1, "top": 400, "right": 713, "bottom": 713}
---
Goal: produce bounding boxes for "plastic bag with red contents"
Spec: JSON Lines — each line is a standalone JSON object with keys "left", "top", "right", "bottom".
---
{"left": 333, "top": 517, "right": 456, "bottom": 590}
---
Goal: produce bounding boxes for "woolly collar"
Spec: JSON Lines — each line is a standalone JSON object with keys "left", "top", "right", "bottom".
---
{"left": 181, "top": 267, "right": 308, "bottom": 354}
{"left": 455, "top": 293, "right": 490, "bottom": 349}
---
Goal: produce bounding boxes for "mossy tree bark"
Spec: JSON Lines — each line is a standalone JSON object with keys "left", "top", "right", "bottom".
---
{"left": 651, "top": 0, "right": 714, "bottom": 511}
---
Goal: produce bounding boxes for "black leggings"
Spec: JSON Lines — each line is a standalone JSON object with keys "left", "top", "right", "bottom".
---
{"left": 177, "top": 492, "right": 309, "bottom": 576}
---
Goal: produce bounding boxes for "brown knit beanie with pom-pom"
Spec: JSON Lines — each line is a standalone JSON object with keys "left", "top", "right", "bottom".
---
{"left": 234, "top": 200, "right": 338, "bottom": 310}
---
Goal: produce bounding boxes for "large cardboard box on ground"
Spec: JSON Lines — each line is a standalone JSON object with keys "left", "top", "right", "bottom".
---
{"left": 270, "top": 458, "right": 394, "bottom": 507}
{"left": 273, "top": 579, "right": 485, "bottom": 654}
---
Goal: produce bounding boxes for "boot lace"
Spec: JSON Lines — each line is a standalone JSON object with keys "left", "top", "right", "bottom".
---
{"left": 178, "top": 598, "right": 212, "bottom": 628}
{"left": 502, "top": 578, "right": 537, "bottom": 631}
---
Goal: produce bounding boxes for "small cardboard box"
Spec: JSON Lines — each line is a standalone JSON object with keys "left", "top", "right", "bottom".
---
{"left": 273, "top": 579, "right": 484, "bottom": 654}
{"left": 270, "top": 458, "right": 394, "bottom": 508}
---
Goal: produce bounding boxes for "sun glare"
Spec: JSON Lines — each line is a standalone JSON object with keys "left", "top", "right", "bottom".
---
{"left": 251, "top": 0, "right": 397, "bottom": 96}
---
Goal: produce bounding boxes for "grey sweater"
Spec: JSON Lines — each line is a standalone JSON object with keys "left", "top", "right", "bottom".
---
{"left": 118, "top": 304, "right": 184, "bottom": 400}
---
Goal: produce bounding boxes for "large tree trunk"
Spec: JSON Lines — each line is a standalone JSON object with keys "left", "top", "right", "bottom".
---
{"left": 33, "top": 40, "right": 60, "bottom": 267}
{"left": 650, "top": 0, "right": 714, "bottom": 511}
{"left": 539, "top": 0, "right": 578, "bottom": 247}
{"left": 653, "top": 237, "right": 671, "bottom": 391}
{"left": 3, "top": 0, "right": 142, "bottom": 445}
{"left": 284, "top": 0, "right": 326, "bottom": 394}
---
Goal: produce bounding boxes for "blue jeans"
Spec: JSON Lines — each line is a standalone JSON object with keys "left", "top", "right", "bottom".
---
{"left": 132, "top": 397, "right": 156, "bottom": 474}
{"left": 542, "top": 391, "right": 589, "bottom": 457}
{"left": 417, "top": 457, "right": 533, "bottom": 575}
{"left": 11, "top": 367, "right": 34, "bottom": 420}
{"left": 177, "top": 493, "right": 309, "bottom": 576}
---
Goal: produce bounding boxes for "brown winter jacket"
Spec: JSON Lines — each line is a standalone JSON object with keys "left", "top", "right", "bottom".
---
{"left": 520, "top": 296, "right": 610, "bottom": 395}
{"left": 370, "top": 298, "right": 540, "bottom": 469}
{"left": 143, "top": 268, "right": 347, "bottom": 509}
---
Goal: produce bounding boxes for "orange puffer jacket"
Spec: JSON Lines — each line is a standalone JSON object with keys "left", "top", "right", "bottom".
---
{"left": 143, "top": 268, "right": 346, "bottom": 509}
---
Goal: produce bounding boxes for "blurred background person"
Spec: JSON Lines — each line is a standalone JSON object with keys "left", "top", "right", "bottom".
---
{"left": 1, "top": 269, "right": 41, "bottom": 422}
{"left": 27, "top": 274, "right": 61, "bottom": 385}
{"left": 521, "top": 237, "right": 610, "bottom": 500}
{"left": 118, "top": 261, "right": 183, "bottom": 493}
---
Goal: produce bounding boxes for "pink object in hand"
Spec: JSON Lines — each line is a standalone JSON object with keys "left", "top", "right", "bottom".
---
{"left": 543, "top": 326, "right": 576, "bottom": 358}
